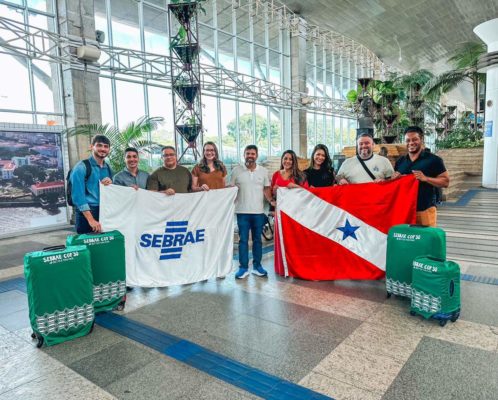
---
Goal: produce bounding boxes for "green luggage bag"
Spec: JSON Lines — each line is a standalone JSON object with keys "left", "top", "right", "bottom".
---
{"left": 410, "top": 256, "right": 460, "bottom": 326}
{"left": 67, "top": 230, "right": 126, "bottom": 313}
{"left": 24, "top": 245, "right": 95, "bottom": 347}
{"left": 386, "top": 224, "right": 446, "bottom": 298}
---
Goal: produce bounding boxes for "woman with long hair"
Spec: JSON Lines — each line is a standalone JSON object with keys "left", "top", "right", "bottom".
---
{"left": 271, "top": 150, "right": 308, "bottom": 197}
{"left": 304, "top": 144, "right": 335, "bottom": 187}
{"left": 192, "top": 141, "right": 227, "bottom": 191}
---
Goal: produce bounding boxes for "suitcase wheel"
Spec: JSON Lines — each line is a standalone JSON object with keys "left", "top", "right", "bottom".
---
{"left": 450, "top": 311, "right": 460, "bottom": 323}
{"left": 116, "top": 301, "right": 125, "bottom": 311}
{"left": 36, "top": 334, "right": 44, "bottom": 348}
{"left": 31, "top": 332, "right": 36, "bottom": 339}
{"left": 386, "top": 292, "right": 392, "bottom": 299}
{"left": 410, "top": 311, "right": 416, "bottom": 316}
{"left": 89, "top": 321, "right": 95, "bottom": 333}
{"left": 439, "top": 319, "right": 447, "bottom": 327}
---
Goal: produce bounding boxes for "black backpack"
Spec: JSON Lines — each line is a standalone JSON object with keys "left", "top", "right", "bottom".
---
{"left": 66, "top": 159, "right": 92, "bottom": 207}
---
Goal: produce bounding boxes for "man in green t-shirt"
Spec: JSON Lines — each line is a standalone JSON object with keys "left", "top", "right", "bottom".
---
{"left": 146, "top": 146, "right": 192, "bottom": 195}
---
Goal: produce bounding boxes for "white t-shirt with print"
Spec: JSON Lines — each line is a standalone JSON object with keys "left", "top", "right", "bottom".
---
{"left": 337, "top": 154, "right": 394, "bottom": 184}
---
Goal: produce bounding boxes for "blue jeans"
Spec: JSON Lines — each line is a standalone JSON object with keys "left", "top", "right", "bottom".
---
{"left": 75, "top": 206, "right": 99, "bottom": 234}
{"left": 237, "top": 213, "right": 265, "bottom": 269}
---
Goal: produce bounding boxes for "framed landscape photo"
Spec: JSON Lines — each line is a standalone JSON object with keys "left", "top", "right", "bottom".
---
{"left": 0, "top": 126, "right": 69, "bottom": 238}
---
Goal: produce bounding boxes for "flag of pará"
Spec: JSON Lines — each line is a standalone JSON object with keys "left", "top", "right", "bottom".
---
{"left": 275, "top": 175, "right": 418, "bottom": 280}
{"left": 100, "top": 185, "right": 238, "bottom": 287}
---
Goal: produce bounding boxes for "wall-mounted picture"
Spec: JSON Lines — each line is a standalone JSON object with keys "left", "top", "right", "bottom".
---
{"left": 0, "top": 130, "right": 68, "bottom": 237}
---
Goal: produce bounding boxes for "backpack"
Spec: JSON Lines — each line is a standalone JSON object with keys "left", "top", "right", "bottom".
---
{"left": 66, "top": 159, "right": 91, "bottom": 207}
{"left": 66, "top": 159, "right": 111, "bottom": 206}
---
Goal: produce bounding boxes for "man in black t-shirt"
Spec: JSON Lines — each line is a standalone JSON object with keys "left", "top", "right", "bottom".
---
{"left": 392, "top": 126, "right": 449, "bottom": 227}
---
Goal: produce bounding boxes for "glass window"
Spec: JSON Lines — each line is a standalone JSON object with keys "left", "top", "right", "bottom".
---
{"left": 202, "top": 95, "right": 219, "bottom": 145}
{"left": 33, "top": 60, "right": 58, "bottom": 113}
{"left": 144, "top": 0, "right": 166, "bottom": 8}
{"left": 99, "top": 77, "right": 114, "bottom": 125}
{"left": 326, "top": 116, "right": 333, "bottom": 153}
{"left": 255, "top": 104, "right": 268, "bottom": 159}
{"left": 27, "top": 0, "right": 49, "bottom": 13}
{"left": 238, "top": 101, "right": 253, "bottom": 151}
{"left": 253, "top": 14, "right": 266, "bottom": 46}
{"left": 216, "top": 0, "right": 232, "bottom": 33}
{"left": 0, "top": 112, "right": 33, "bottom": 124}
{"left": 94, "top": 0, "right": 109, "bottom": 46}
{"left": 307, "top": 113, "right": 316, "bottom": 155}
{"left": 143, "top": 5, "right": 169, "bottom": 55}
{"left": 269, "top": 51, "right": 280, "bottom": 85}
{"left": 198, "top": 0, "right": 213, "bottom": 26}
{"left": 0, "top": 54, "right": 31, "bottom": 111}
{"left": 199, "top": 25, "right": 215, "bottom": 66}
{"left": 217, "top": 31, "right": 234, "bottom": 70}
{"left": 268, "top": 25, "right": 279, "bottom": 52}
{"left": 334, "top": 117, "right": 341, "bottom": 154}
{"left": 236, "top": 38, "right": 251, "bottom": 75}
{"left": 254, "top": 45, "right": 267, "bottom": 80}
{"left": 236, "top": 10, "right": 250, "bottom": 40}
{"left": 219, "top": 98, "right": 237, "bottom": 162}
{"left": 115, "top": 80, "right": 145, "bottom": 129}
{"left": 147, "top": 85, "right": 174, "bottom": 167}
{"left": 111, "top": 0, "right": 140, "bottom": 51}
{"left": 270, "top": 108, "right": 282, "bottom": 157}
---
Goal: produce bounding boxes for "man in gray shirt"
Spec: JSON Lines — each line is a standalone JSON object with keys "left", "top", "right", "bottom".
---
{"left": 113, "top": 147, "right": 150, "bottom": 190}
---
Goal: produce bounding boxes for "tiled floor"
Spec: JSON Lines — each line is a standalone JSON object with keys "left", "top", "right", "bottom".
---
{"left": 0, "top": 190, "right": 497, "bottom": 399}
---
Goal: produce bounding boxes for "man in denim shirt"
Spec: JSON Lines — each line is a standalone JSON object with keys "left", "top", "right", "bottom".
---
{"left": 70, "top": 135, "right": 113, "bottom": 233}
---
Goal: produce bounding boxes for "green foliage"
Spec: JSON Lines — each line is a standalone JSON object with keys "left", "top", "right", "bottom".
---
{"left": 422, "top": 41, "right": 486, "bottom": 132}
{"left": 436, "top": 123, "right": 483, "bottom": 150}
{"left": 395, "top": 69, "right": 434, "bottom": 91}
{"left": 448, "top": 42, "right": 486, "bottom": 70}
{"left": 64, "top": 116, "right": 164, "bottom": 173}
{"left": 226, "top": 113, "right": 280, "bottom": 145}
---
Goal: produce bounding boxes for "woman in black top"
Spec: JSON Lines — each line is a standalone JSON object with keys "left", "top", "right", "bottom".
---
{"left": 304, "top": 144, "right": 335, "bottom": 187}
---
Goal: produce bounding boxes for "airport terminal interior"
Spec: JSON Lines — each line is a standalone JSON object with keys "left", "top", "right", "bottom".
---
{"left": 0, "top": 0, "right": 498, "bottom": 399}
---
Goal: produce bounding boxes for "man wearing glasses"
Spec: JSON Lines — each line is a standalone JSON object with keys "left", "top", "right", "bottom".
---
{"left": 146, "top": 146, "right": 192, "bottom": 194}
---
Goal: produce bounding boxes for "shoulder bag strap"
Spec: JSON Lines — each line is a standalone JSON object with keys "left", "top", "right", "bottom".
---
{"left": 356, "top": 155, "right": 376, "bottom": 181}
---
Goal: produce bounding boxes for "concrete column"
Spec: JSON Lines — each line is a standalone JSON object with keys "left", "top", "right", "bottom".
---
{"left": 290, "top": 17, "right": 307, "bottom": 157}
{"left": 474, "top": 18, "right": 498, "bottom": 189}
{"left": 58, "top": 0, "right": 102, "bottom": 167}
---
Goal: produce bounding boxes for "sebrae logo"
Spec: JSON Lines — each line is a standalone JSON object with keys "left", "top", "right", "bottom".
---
{"left": 139, "top": 221, "right": 205, "bottom": 260}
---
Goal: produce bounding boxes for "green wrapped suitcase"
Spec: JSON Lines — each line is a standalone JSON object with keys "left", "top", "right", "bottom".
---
{"left": 24, "top": 245, "right": 95, "bottom": 347}
{"left": 67, "top": 230, "right": 126, "bottom": 313}
{"left": 386, "top": 224, "right": 446, "bottom": 298}
{"left": 410, "top": 256, "right": 460, "bottom": 326}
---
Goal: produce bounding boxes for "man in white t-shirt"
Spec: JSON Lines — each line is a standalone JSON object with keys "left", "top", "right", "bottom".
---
{"left": 230, "top": 145, "right": 273, "bottom": 279}
{"left": 336, "top": 133, "right": 394, "bottom": 184}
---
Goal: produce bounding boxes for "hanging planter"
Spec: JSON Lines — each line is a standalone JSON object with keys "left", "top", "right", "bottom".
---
{"left": 169, "top": 2, "right": 198, "bottom": 26}
{"left": 173, "top": 83, "right": 199, "bottom": 105}
{"left": 382, "top": 135, "right": 398, "bottom": 144}
{"left": 172, "top": 43, "right": 199, "bottom": 65}
{"left": 176, "top": 124, "right": 202, "bottom": 143}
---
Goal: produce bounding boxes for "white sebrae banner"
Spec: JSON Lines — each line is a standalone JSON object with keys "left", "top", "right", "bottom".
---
{"left": 100, "top": 185, "right": 237, "bottom": 287}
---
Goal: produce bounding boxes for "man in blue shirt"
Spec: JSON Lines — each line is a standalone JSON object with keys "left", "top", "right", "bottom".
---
{"left": 70, "top": 135, "right": 113, "bottom": 233}
{"left": 113, "top": 147, "right": 149, "bottom": 190}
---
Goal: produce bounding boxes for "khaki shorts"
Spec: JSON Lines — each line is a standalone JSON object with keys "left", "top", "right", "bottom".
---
{"left": 416, "top": 206, "right": 437, "bottom": 227}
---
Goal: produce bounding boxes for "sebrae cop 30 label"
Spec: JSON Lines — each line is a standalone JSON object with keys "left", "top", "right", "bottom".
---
{"left": 393, "top": 232, "right": 421, "bottom": 241}
{"left": 413, "top": 260, "right": 438, "bottom": 273}
{"left": 42, "top": 251, "right": 79, "bottom": 264}
{"left": 82, "top": 236, "right": 114, "bottom": 245}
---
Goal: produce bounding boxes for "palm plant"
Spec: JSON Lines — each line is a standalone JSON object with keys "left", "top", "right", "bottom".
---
{"left": 422, "top": 42, "right": 486, "bottom": 132}
{"left": 64, "top": 116, "right": 164, "bottom": 172}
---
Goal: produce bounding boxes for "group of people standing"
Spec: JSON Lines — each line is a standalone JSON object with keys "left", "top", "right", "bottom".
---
{"left": 70, "top": 124, "right": 448, "bottom": 281}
